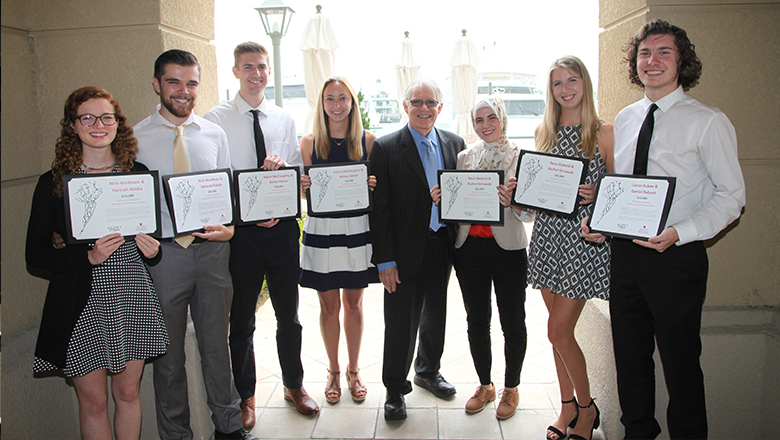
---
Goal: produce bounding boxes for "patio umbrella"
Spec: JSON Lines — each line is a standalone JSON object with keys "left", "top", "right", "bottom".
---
{"left": 299, "top": 5, "right": 338, "bottom": 133}
{"left": 396, "top": 31, "right": 421, "bottom": 125}
{"left": 450, "top": 29, "right": 481, "bottom": 144}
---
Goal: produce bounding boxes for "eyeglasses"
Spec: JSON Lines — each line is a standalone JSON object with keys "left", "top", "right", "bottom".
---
{"left": 75, "top": 113, "right": 117, "bottom": 127}
{"left": 408, "top": 99, "right": 440, "bottom": 108}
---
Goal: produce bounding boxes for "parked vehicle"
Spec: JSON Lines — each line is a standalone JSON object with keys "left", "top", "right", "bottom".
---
{"left": 264, "top": 84, "right": 311, "bottom": 139}
{"left": 477, "top": 81, "right": 545, "bottom": 144}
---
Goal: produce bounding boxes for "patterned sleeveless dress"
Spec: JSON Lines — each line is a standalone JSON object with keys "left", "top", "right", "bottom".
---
{"left": 527, "top": 125, "right": 611, "bottom": 300}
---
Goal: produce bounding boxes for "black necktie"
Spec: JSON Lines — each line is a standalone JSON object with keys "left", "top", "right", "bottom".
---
{"left": 250, "top": 110, "right": 267, "bottom": 169}
{"left": 633, "top": 103, "right": 659, "bottom": 176}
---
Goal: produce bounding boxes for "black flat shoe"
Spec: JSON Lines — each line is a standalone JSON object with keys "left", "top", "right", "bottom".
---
{"left": 546, "top": 397, "right": 579, "bottom": 440}
{"left": 215, "top": 428, "right": 259, "bottom": 440}
{"left": 414, "top": 372, "right": 456, "bottom": 398}
{"left": 568, "top": 398, "right": 600, "bottom": 440}
{"left": 384, "top": 390, "right": 407, "bottom": 420}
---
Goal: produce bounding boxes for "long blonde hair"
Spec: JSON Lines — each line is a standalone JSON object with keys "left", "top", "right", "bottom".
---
{"left": 312, "top": 77, "right": 363, "bottom": 161}
{"left": 536, "top": 56, "right": 601, "bottom": 158}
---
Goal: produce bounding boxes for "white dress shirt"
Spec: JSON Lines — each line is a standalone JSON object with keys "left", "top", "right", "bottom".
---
{"left": 135, "top": 105, "right": 232, "bottom": 238}
{"left": 203, "top": 92, "right": 302, "bottom": 169}
{"left": 613, "top": 86, "right": 746, "bottom": 245}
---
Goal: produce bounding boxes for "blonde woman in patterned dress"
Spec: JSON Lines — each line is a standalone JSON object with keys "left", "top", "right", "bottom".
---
{"left": 527, "top": 57, "right": 613, "bottom": 440}
{"left": 26, "top": 87, "right": 168, "bottom": 440}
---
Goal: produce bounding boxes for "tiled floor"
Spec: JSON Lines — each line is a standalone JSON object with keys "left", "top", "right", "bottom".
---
{"left": 247, "top": 271, "right": 606, "bottom": 440}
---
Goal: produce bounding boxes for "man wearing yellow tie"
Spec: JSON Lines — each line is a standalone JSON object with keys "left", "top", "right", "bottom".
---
{"left": 134, "top": 49, "right": 257, "bottom": 440}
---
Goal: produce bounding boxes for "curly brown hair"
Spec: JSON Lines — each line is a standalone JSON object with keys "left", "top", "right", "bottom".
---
{"left": 52, "top": 87, "right": 138, "bottom": 196}
{"left": 623, "top": 19, "right": 702, "bottom": 91}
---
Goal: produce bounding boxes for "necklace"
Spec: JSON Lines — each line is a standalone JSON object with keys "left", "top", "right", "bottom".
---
{"left": 333, "top": 137, "right": 346, "bottom": 146}
{"left": 81, "top": 162, "right": 117, "bottom": 171}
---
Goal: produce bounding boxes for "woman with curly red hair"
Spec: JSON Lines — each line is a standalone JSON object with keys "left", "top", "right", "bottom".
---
{"left": 26, "top": 86, "right": 168, "bottom": 439}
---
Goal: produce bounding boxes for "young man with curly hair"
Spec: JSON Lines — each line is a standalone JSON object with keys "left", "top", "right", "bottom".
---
{"left": 583, "top": 20, "right": 745, "bottom": 439}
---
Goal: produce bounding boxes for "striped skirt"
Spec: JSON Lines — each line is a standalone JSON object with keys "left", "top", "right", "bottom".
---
{"left": 299, "top": 214, "right": 380, "bottom": 292}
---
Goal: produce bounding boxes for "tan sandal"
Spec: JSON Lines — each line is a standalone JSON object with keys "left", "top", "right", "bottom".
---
{"left": 325, "top": 369, "right": 341, "bottom": 404}
{"left": 345, "top": 367, "right": 367, "bottom": 402}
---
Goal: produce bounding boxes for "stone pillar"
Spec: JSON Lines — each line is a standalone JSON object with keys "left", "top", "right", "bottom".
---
{"left": 592, "top": 1, "right": 780, "bottom": 439}
{"left": 599, "top": 2, "right": 779, "bottom": 306}
{"left": 1, "top": 0, "right": 218, "bottom": 438}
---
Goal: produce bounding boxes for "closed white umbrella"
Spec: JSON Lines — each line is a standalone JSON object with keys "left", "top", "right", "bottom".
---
{"left": 450, "top": 29, "right": 481, "bottom": 144}
{"left": 396, "top": 31, "right": 421, "bottom": 125}
{"left": 299, "top": 5, "right": 338, "bottom": 133}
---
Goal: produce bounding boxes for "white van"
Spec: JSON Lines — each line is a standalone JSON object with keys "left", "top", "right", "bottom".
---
{"left": 477, "top": 84, "right": 545, "bottom": 145}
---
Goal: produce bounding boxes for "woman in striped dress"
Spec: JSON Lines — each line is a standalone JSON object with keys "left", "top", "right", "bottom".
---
{"left": 299, "top": 77, "right": 378, "bottom": 404}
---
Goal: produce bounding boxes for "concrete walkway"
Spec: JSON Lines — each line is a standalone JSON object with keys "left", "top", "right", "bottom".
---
{"left": 245, "top": 268, "right": 607, "bottom": 440}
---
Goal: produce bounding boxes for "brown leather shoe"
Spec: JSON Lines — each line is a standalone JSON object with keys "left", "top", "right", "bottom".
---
{"left": 496, "top": 387, "right": 519, "bottom": 420}
{"left": 284, "top": 386, "right": 320, "bottom": 415}
{"left": 239, "top": 396, "right": 256, "bottom": 428}
{"left": 465, "top": 383, "right": 496, "bottom": 414}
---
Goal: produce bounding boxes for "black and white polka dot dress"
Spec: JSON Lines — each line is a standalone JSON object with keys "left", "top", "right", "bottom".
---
{"left": 33, "top": 240, "right": 169, "bottom": 377}
{"left": 527, "top": 125, "right": 611, "bottom": 300}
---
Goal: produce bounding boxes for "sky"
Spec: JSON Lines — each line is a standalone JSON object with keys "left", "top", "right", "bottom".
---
{"left": 213, "top": 0, "right": 602, "bottom": 101}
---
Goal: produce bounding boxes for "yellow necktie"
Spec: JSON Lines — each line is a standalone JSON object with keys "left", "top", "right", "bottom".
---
{"left": 172, "top": 125, "right": 189, "bottom": 174}
{"left": 167, "top": 124, "right": 195, "bottom": 248}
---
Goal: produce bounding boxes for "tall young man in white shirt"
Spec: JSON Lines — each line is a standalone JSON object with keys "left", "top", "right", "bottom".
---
{"left": 583, "top": 20, "right": 745, "bottom": 439}
{"left": 204, "top": 42, "right": 317, "bottom": 425}
{"left": 134, "top": 49, "right": 257, "bottom": 440}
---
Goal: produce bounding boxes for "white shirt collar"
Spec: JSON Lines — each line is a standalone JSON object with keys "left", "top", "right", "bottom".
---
{"left": 151, "top": 104, "right": 200, "bottom": 129}
{"left": 643, "top": 85, "right": 685, "bottom": 113}
{"left": 235, "top": 91, "right": 268, "bottom": 116}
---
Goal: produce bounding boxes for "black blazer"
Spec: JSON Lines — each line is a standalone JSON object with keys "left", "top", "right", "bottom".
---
{"left": 368, "top": 126, "right": 465, "bottom": 278}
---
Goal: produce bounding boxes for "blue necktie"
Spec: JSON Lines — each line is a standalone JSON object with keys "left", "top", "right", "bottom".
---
{"left": 421, "top": 138, "right": 440, "bottom": 231}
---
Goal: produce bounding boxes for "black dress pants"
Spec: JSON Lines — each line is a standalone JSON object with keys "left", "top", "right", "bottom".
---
{"left": 454, "top": 236, "right": 527, "bottom": 388}
{"left": 382, "top": 229, "right": 451, "bottom": 393}
{"left": 229, "top": 221, "right": 303, "bottom": 398}
{"left": 611, "top": 238, "right": 708, "bottom": 439}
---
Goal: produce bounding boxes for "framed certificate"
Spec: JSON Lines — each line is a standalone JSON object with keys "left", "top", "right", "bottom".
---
{"left": 162, "top": 169, "right": 234, "bottom": 236}
{"left": 587, "top": 174, "right": 676, "bottom": 241}
{"left": 437, "top": 169, "right": 504, "bottom": 225}
{"left": 234, "top": 167, "right": 301, "bottom": 224}
{"left": 304, "top": 161, "right": 372, "bottom": 217}
{"left": 511, "top": 151, "right": 589, "bottom": 217}
{"left": 63, "top": 171, "right": 161, "bottom": 244}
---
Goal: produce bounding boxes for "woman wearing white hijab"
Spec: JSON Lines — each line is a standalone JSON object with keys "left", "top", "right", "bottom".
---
{"left": 432, "top": 95, "right": 533, "bottom": 420}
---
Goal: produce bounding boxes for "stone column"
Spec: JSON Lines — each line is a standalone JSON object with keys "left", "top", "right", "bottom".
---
{"left": 592, "top": 1, "right": 780, "bottom": 439}
{"left": 1, "top": 0, "right": 218, "bottom": 438}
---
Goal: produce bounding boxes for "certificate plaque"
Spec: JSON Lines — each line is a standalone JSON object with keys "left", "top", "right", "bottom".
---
{"left": 304, "top": 161, "right": 372, "bottom": 216}
{"left": 587, "top": 174, "right": 676, "bottom": 241}
{"left": 63, "top": 171, "right": 161, "bottom": 244}
{"left": 234, "top": 167, "right": 301, "bottom": 224}
{"left": 511, "top": 151, "right": 589, "bottom": 216}
{"left": 162, "top": 169, "right": 234, "bottom": 236}
{"left": 437, "top": 169, "right": 504, "bottom": 225}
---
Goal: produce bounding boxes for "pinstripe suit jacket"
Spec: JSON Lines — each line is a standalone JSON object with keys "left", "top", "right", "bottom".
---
{"left": 368, "top": 125, "right": 466, "bottom": 278}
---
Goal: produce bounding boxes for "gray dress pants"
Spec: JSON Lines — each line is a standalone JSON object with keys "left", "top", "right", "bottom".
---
{"left": 147, "top": 240, "right": 242, "bottom": 440}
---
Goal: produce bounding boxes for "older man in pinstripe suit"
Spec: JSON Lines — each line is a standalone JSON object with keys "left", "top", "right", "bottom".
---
{"left": 369, "top": 78, "right": 466, "bottom": 420}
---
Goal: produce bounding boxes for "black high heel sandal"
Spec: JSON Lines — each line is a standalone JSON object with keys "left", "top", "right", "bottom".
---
{"left": 568, "top": 398, "right": 600, "bottom": 440}
{"left": 546, "top": 397, "right": 579, "bottom": 440}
